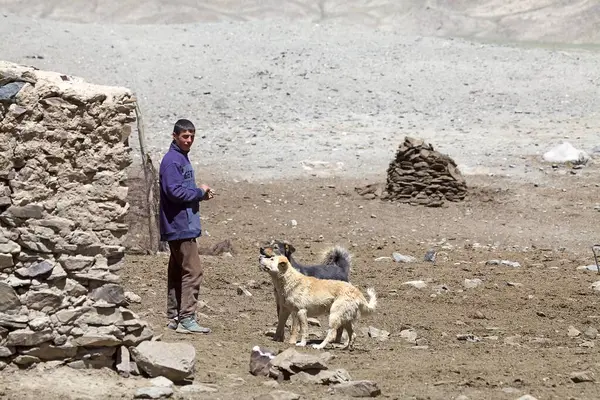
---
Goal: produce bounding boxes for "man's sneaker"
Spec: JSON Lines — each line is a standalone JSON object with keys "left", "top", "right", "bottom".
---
{"left": 176, "top": 317, "right": 211, "bottom": 334}
{"left": 167, "top": 318, "right": 178, "bottom": 330}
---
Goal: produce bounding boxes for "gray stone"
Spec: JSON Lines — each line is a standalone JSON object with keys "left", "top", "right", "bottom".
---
{"left": 330, "top": 380, "right": 382, "bottom": 397}
{"left": 149, "top": 376, "right": 174, "bottom": 388}
{"left": 290, "top": 368, "right": 352, "bottom": 385}
{"left": 0, "top": 346, "right": 15, "bottom": 357}
{"left": 71, "top": 331, "right": 122, "bottom": 347}
{"left": 6, "top": 328, "right": 53, "bottom": 346}
{"left": 59, "top": 255, "right": 95, "bottom": 271}
{"left": 134, "top": 387, "right": 173, "bottom": 399}
{"left": 367, "top": 326, "right": 390, "bottom": 341}
{"left": 63, "top": 279, "right": 88, "bottom": 297}
{"left": 570, "top": 371, "right": 595, "bottom": 383}
{"left": 47, "top": 263, "right": 67, "bottom": 281}
{"left": 116, "top": 346, "right": 131, "bottom": 377}
{"left": 0, "top": 240, "right": 20, "bottom": 255}
{"left": 13, "top": 355, "right": 41, "bottom": 366}
{"left": 131, "top": 341, "right": 196, "bottom": 383}
{"left": 14, "top": 260, "right": 55, "bottom": 279}
{"left": 89, "top": 283, "right": 126, "bottom": 305}
{"left": 77, "top": 306, "right": 123, "bottom": 326}
{"left": 28, "top": 316, "right": 51, "bottom": 331}
{"left": 21, "top": 289, "right": 63, "bottom": 311}
{"left": 0, "top": 253, "right": 14, "bottom": 269}
{"left": 54, "top": 306, "right": 92, "bottom": 324}
{"left": 20, "top": 342, "right": 78, "bottom": 360}
{"left": 6, "top": 204, "right": 44, "bottom": 219}
{"left": 72, "top": 270, "right": 120, "bottom": 284}
{"left": 270, "top": 348, "right": 332, "bottom": 375}
{"left": 0, "top": 312, "right": 28, "bottom": 329}
{"left": 67, "top": 347, "right": 116, "bottom": 369}
{"left": 0, "top": 282, "right": 21, "bottom": 312}
{"left": 36, "top": 217, "right": 76, "bottom": 232}
{"left": 122, "top": 326, "right": 154, "bottom": 347}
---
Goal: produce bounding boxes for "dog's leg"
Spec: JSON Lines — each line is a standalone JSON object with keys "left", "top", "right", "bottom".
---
{"left": 294, "top": 309, "right": 309, "bottom": 347}
{"left": 288, "top": 311, "right": 300, "bottom": 344}
{"left": 314, "top": 298, "right": 347, "bottom": 350}
{"left": 273, "top": 306, "right": 291, "bottom": 342}
{"left": 344, "top": 322, "right": 355, "bottom": 350}
{"left": 312, "top": 325, "right": 339, "bottom": 350}
{"left": 334, "top": 326, "right": 344, "bottom": 343}
{"left": 273, "top": 286, "right": 280, "bottom": 319}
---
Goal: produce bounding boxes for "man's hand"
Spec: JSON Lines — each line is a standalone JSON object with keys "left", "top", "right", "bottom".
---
{"left": 199, "top": 184, "right": 214, "bottom": 200}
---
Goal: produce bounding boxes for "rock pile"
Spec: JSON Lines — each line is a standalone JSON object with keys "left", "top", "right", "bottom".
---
{"left": 0, "top": 61, "right": 153, "bottom": 370}
{"left": 382, "top": 137, "right": 467, "bottom": 207}
{"left": 250, "top": 346, "right": 381, "bottom": 397}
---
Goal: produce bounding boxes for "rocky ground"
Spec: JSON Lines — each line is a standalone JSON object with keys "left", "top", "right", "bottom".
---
{"left": 2, "top": 0, "right": 600, "bottom": 399}
{"left": 2, "top": 165, "right": 600, "bottom": 399}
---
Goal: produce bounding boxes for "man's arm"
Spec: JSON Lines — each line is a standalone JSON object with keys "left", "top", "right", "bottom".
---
{"left": 161, "top": 163, "right": 205, "bottom": 203}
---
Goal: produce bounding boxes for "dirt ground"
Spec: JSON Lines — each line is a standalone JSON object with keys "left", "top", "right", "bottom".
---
{"left": 3, "top": 162, "right": 599, "bottom": 400}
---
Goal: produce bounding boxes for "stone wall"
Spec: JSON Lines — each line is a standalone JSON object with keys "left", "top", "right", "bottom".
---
{"left": 382, "top": 137, "right": 468, "bottom": 207}
{"left": 0, "top": 61, "right": 153, "bottom": 370}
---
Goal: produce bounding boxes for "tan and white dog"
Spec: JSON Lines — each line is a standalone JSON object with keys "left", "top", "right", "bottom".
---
{"left": 259, "top": 254, "right": 377, "bottom": 350}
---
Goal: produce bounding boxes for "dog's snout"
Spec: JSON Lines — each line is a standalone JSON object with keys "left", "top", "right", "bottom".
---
{"left": 260, "top": 247, "right": 274, "bottom": 257}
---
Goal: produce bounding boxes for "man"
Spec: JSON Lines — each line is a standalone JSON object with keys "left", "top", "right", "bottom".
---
{"left": 159, "top": 118, "right": 213, "bottom": 334}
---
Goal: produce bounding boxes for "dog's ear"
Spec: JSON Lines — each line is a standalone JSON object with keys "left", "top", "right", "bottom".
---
{"left": 277, "top": 256, "right": 289, "bottom": 271}
{"left": 283, "top": 242, "right": 296, "bottom": 255}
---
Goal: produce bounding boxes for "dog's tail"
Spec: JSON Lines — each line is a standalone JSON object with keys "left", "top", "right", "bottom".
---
{"left": 359, "top": 287, "right": 377, "bottom": 315}
{"left": 321, "top": 245, "right": 352, "bottom": 271}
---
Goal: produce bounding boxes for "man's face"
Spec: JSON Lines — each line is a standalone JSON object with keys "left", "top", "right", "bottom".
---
{"left": 173, "top": 130, "right": 195, "bottom": 152}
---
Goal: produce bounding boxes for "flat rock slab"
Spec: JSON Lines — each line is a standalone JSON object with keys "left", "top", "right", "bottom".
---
{"left": 330, "top": 380, "right": 381, "bottom": 397}
{"left": 14, "top": 260, "right": 54, "bottom": 279}
{"left": 131, "top": 341, "right": 196, "bottom": 383}
{"left": 270, "top": 348, "right": 332, "bottom": 374}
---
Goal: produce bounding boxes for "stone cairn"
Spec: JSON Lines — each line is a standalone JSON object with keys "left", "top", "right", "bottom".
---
{"left": 0, "top": 61, "right": 154, "bottom": 372}
{"left": 381, "top": 137, "right": 467, "bottom": 207}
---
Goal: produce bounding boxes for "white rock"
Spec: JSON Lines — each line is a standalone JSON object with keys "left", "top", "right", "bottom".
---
{"left": 374, "top": 256, "right": 392, "bottom": 262}
{"left": 464, "top": 278, "right": 483, "bottom": 289}
{"left": 543, "top": 142, "right": 590, "bottom": 164}
{"left": 399, "top": 329, "right": 418, "bottom": 344}
{"left": 134, "top": 386, "right": 173, "bottom": 399}
{"left": 393, "top": 253, "right": 416, "bottom": 263}
{"left": 125, "top": 291, "right": 142, "bottom": 303}
{"left": 402, "top": 280, "right": 427, "bottom": 289}
{"left": 149, "top": 376, "right": 173, "bottom": 388}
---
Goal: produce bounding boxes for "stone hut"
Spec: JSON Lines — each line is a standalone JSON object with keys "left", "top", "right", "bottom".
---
{"left": 0, "top": 61, "right": 153, "bottom": 371}
{"left": 382, "top": 137, "right": 468, "bottom": 207}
